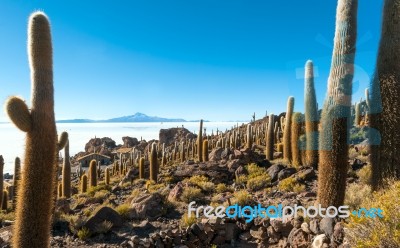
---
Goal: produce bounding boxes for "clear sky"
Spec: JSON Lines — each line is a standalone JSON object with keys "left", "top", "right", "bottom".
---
{"left": 0, "top": 0, "right": 383, "bottom": 122}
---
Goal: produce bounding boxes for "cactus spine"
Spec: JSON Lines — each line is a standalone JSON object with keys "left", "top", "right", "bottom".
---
{"left": 89, "top": 160, "right": 97, "bottom": 187}
{"left": 12, "top": 157, "right": 21, "bottom": 207}
{"left": 291, "top": 113, "right": 303, "bottom": 168}
{"left": 139, "top": 157, "right": 145, "bottom": 179}
{"left": 150, "top": 143, "right": 158, "bottom": 182}
{"left": 81, "top": 174, "right": 87, "bottom": 193}
{"left": 265, "top": 114, "right": 275, "bottom": 160}
{"left": 369, "top": 0, "right": 400, "bottom": 188}
{"left": 197, "top": 119, "right": 203, "bottom": 162}
{"left": 304, "top": 60, "right": 319, "bottom": 168}
{"left": 202, "top": 140, "right": 209, "bottom": 162}
{"left": 105, "top": 167, "right": 110, "bottom": 185}
{"left": 4, "top": 12, "right": 59, "bottom": 248}
{"left": 283, "top": 97, "right": 294, "bottom": 163}
{"left": 62, "top": 140, "right": 71, "bottom": 198}
{"left": 317, "top": 0, "right": 358, "bottom": 207}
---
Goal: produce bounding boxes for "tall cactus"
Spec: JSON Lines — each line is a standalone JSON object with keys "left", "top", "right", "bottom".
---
{"left": 304, "top": 60, "right": 319, "bottom": 168}
{"left": 246, "top": 124, "right": 252, "bottom": 149}
{"left": 0, "top": 156, "right": 3, "bottom": 209}
{"left": 265, "top": 114, "right": 275, "bottom": 160}
{"left": 354, "top": 102, "right": 361, "bottom": 126}
{"left": 149, "top": 143, "right": 158, "bottom": 182}
{"left": 283, "top": 97, "right": 294, "bottom": 163}
{"left": 5, "top": 12, "right": 58, "bottom": 247}
{"left": 105, "top": 167, "right": 110, "bottom": 185}
{"left": 139, "top": 157, "right": 145, "bottom": 179}
{"left": 197, "top": 119, "right": 203, "bottom": 162}
{"left": 369, "top": 0, "right": 400, "bottom": 189}
{"left": 317, "top": 0, "right": 358, "bottom": 207}
{"left": 12, "top": 157, "right": 21, "bottom": 207}
{"left": 62, "top": 139, "right": 71, "bottom": 198}
{"left": 202, "top": 140, "right": 209, "bottom": 162}
{"left": 81, "top": 174, "right": 87, "bottom": 193}
{"left": 89, "top": 160, "right": 97, "bottom": 187}
{"left": 291, "top": 113, "right": 303, "bottom": 168}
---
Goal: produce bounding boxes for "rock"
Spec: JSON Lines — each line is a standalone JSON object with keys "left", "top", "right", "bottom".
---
{"left": 273, "top": 152, "right": 283, "bottom": 159}
{"left": 310, "top": 219, "right": 321, "bottom": 235}
{"left": 84, "top": 137, "right": 116, "bottom": 156}
{"left": 209, "top": 148, "right": 224, "bottom": 161}
{"left": 301, "top": 222, "right": 311, "bottom": 234}
{"left": 168, "top": 182, "right": 183, "bottom": 202}
{"left": 332, "top": 222, "right": 344, "bottom": 244}
{"left": 130, "top": 193, "right": 165, "bottom": 220}
{"left": 122, "top": 136, "right": 139, "bottom": 148}
{"left": 235, "top": 166, "right": 247, "bottom": 179}
{"left": 267, "top": 164, "right": 285, "bottom": 182}
{"left": 225, "top": 223, "right": 239, "bottom": 241}
{"left": 270, "top": 218, "right": 293, "bottom": 236}
{"left": 227, "top": 159, "right": 241, "bottom": 171}
{"left": 233, "top": 150, "right": 243, "bottom": 159}
{"left": 221, "top": 148, "right": 230, "bottom": 159}
{"left": 84, "top": 207, "right": 123, "bottom": 233}
{"left": 56, "top": 198, "right": 71, "bottom": 214}
{"left": 239, "top": 231, "right": 252, "bottom": 241}
{"left": 278, "top": 168, "right": 297, "bottom": 180}
{"left": 288, "top": 228, "right": 309, "bottom": 248}
{"left": 267, "top": 225, "right": 280, "bottom": 243}
{"left": 298, "top": 168, "right": 317, "bottom": 181}
{"left": 320, "top": 217, "right": 335, "bottom": 237}
{"left": 312, "top": 234, "right": 328, "bottom": 248}
{"left": 250, "top": 226, "right": 268, "bottom": 240}
{"left": 159, "top": 128, "right": 195, "bottom": 146}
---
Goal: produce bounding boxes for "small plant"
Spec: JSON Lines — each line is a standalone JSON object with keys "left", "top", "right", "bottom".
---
{"left": 185, "top": 175, "right": 215, "bottom": 193}
{"left": 215, "top": 183, "right": 232, "bottom": 193}
{"left": 344, "top": 183, "right": 372, "bottom": 209}
{"left": 357, "top": 164, "right": 372, "bottom": 185}
{"left": 180, "top": 212, "right": 197, "bottom": 228}
{"left": 181, "top": 187, "right": 204, "bottom": 203}
{"left": 245, "top": 163, "right": 271, "bottom": 191}
{"left": 278, "top": 177, "right": 305, "bottom": 193}
{"left": 115, "top": 203, "right": 131, "bottom": 220}
{"left": 233, "top": 190, "right": 252, "bottom": 206}
{"left": 77, "top": 227, "right": 91, "bottom": 240}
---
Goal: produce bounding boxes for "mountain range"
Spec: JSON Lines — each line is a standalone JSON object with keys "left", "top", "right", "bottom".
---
{"left": 57, "top": 112, "right": 195, "bottom": 123}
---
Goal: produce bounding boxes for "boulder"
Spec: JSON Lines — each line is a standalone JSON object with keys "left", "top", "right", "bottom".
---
{"left": 159, "top": 128, "right": 195, "bottom": 146}
{"left": 122, "top": 136, "right": 139, "bottom": 148}
{"left": 130, "top": 193, "right": 165, "bottom": 220}
{"left": 267, "top": 164, "right": 285, "bottom": 182}
{"left": 84, "top": 207, "right": 123, "bottom": 233}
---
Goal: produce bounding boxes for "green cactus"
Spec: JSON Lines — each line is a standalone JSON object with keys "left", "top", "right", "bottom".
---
{"left": 139, "top": 157, "right": 145, "bottom": 179}
{"left": 246, "top": 124, "right": 252, "bottom": 149}
{"left": 317, "top": 0, "right": 358, "bottom": 207}
{"left": 198, "top": 119, "right": 204, "bottom": 162}
{"left": 4, "top": 12, "right": 60, "bottom": 248}
{"left": 265, "top": 114, "right": 275, "bottom": 160}
{"left": 150, "top": 143, "right": 158, "bottom": 182}
{"left": 291, "top": 112, "right": 303, "bottom": 168}
{"left": 62, "top": 140, "right": 71, "bottom": 198}
{"left": 368, "top": 0, "right": 400, "bottom": 188}
{"left": 89, "top": 160, "right": 97, "bottom": 187}
{"left": 304, "top": 60, "right": 319, "bottom": 168}
{"left": 2, "top": 190, "right": 8, "bottom": 211}
{"left": 202, "top": 140, "right": 209, "bottom": 162}
{"left": 81, "top": 174, "right": 88, "bottom": 193}
{"left": 283, "top": 96, "right": 295, "bottom": 163}
{"left": 105, "top": 168, "right": 110, "bottom": 185}
{"left": 12, "top": 157, "right": 21, "bottom": 207}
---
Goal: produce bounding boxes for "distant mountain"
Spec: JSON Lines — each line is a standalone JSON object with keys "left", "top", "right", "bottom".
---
{"left": 57, "top": 113, "right": 187, "bottom": 123}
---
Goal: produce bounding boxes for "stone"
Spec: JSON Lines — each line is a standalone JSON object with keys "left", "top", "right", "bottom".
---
{"left": 320, "top": 217, "right": 335, "bottom": 237}
{"left": 130, "top": 193, "right": 165, "bottom": 220}
{"left": 270, "top": 218, "right": 293, "bottom": 236}
{"left": 288, "top": 228, "right": 309, "bottom": 248}
{"left": 278, "top": 168, "right": 297, "bottom": 181}
{"left": 84, "top": 207, "right": 123, "bottom": 233}
{"left": 301, "top": 222, "right": 311, "bottom": 234}
{"left": 310, "top": 219, "right": 321, "bottom": 235}
{"left": 267, "top": 164, "right": 285, "bottom": 182}
{"left": 168, "top": 182, "right": 183, "bottom": 202}
{"left": 298, "top": 168, "right": 317, "bottom": 182}
{"left": 209, "top": 148, "right": 224, "bottom": 161}
{"left": 250, "top": 226, "right": 268, "bottom": 240}
{"left": 227, "top": 159, "right": 241, "bottom": 171}
{"left": 332, "top": 222, "right": 344, "bottom": 243}
{"left": 267, "top": 225, "right": 280, "bottom": 243}
{"left": 122, "top": 136, "right": 139, "bottom": 148}
{"left": 312, "top": 234, "right": 328, "bottom": 248}
{"left": 225, "top": 222, "right": 239, "bottom": 241}
{"left": 239, "top": 231, "right": 252, "bottom": 241}
{"left": 159, "top": 128, "right": 195, "bottom": 146}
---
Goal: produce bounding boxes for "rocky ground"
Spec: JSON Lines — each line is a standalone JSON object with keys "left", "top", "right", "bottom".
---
{"left": 0, "top": 126, "right": 370, "bottom": 248}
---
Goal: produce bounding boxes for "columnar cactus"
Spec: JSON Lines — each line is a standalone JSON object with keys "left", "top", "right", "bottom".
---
{"left": 283, "top": 97, "right": 295, "bottom": 163}
{"left": 89, "top": 160, "right": 97, "bottom": 187}
{"left": 369, "top": 0, "right": 400, "bottom": 188}
{"left": 138, "top": 158, "right": 144, "bottom": 179}
{"left": 81, "top": 174, "right": 87, "bottom": 193}
{"left": 2, "top": 190, "right": 8, "bottom": 211}
{"left": 246, "top": 124, "right": 252, "bottom": 149}
{"left": 291, "top": 113, "right": 303, "bottom": 168}
{"left": 317, "top": 0, "right": 358, "bottom": 207}
{"left": 354, "top": 102, "right": 361, "bottom": 126}
{"left": 202, "top": 140, "right": 209, "bottom": 162}
{"left": 12, "top": 157, "right": 21, "bottom": 206}
{"left": 58, "top": 183, "right": 62, "bottom": 198}
{"left": 265, "top": 114, "right": 275, "bottom": 160}
{"left": 197, "top": 119, "right": 203, "bottom": 162}
{"left": 181, "top": 142, "right": 186, "bottom": 162}
{"left": 150, "top": 143, "right": 158, "bottom": 182}
{"left": 105, "top": 167, "right": 110, "bottom": 185}
{"left": 4, "top": 12, "right": 60, "bottom": 248}
{"left": 304, "top": 60, "right": 319, "bottom": 168}
{"left": 62, "top": 140, "right": 71, "bottom": 198}
{"left": 0, "top": 156, "right": 3, "bottom": 209}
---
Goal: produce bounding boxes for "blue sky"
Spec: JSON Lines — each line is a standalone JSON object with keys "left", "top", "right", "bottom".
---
{"left": 0, "top": 0, "right": 383, "bottom": 122}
